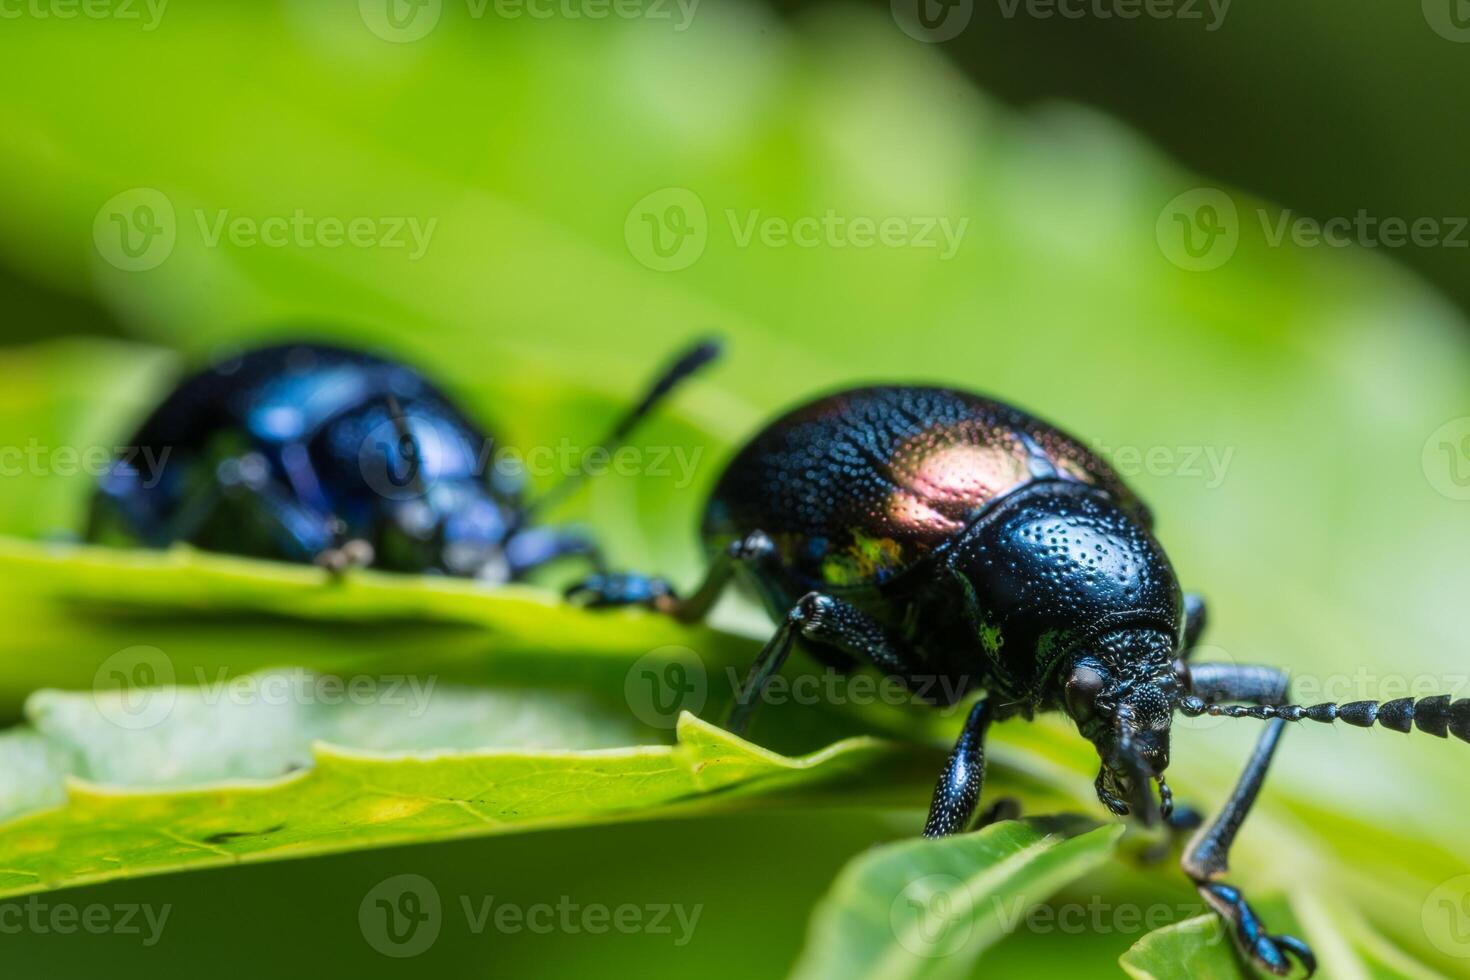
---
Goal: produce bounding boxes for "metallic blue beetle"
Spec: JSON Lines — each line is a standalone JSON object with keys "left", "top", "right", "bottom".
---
{"left": 88, "top": 339, "right": 717, "bottom": 580}
{"left": 572, "top": 383, "right": 1470, "bottom": 979}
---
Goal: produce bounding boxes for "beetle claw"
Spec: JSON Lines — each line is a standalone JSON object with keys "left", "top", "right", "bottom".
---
{"left": 1199, "top": 881, "right": 1317, "bottom": 978}
{"left": 564, "top": 573, "right": 674, "bottom": 609}
{"left": 315, "top": 540, "right": 374, "bottom": 576}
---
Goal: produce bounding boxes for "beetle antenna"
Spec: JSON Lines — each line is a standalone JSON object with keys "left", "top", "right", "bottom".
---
{"left": 522, "top": 337, "right": 722, "bottom": 519}
{"left": 1179, "top": 694, "right": 1470, "bottom": 742}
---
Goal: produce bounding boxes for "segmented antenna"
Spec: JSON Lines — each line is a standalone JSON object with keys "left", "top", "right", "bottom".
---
{"left": 522, "top": 338, "right": 721, "bottom": 519}
{"left": 1179, "top": 694, "right": 1470, "bottom": 742}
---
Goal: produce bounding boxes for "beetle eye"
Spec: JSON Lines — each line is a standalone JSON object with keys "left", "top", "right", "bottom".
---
{"left": 1064, "top": 666, "right": 1106, "bottom": 721}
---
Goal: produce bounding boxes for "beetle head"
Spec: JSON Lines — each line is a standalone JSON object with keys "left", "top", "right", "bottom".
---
{"left": 1059, "top": 627, "right": 1181, "bottom": 826}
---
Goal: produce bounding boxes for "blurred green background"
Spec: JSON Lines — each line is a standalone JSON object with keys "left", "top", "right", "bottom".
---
{"left": 1, "top": 0, "right": 1469, "bottom": 977}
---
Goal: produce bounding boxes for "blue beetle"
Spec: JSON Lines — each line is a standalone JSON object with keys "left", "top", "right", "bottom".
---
{"left": 88, "top": 339, "right": 717, "bottom": 580}
{"left": 571, "top": 383, "right": 1470, "bottom": 978}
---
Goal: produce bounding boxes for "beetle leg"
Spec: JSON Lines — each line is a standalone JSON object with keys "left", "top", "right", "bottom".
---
{"left": 210, "top": 454, "right": 350, "bottom": 568}
{"left": 566, "top": 530, "right": 776, "bottom": 623}
{"left": 240, "top": 482, "right": 348, "bottom": 567}
{"left": 923, "top": 697, "right": 997, "bottom": 837}
{"left": 1181, "top": 592, "right": 1208, "bottom": 657}
{"left": 727, "top": 590, "right": 925, "bottom": 735}
{"left": 1186, "top": 662, "right": 1290, "bottom": 706}
{"left": 1178, "top": 663, "right": 1314, "bottom": 977}
{"left": 1159, "top": 657, "right": 1288, "bottom": 860}
{"left": 565, "top": 571, "right": 677, "bottom": 608}
{"left": 726, "top": 610, "right": 801, "bottom": 736}
{"left": 505, "top": 526, "right": 602, "bottom": 579}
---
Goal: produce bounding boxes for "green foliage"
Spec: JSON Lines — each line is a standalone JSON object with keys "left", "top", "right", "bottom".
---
{"left": 1119, "top": 914, "right": 1243, "bottom": 980}
{"left": 0, "top": 1, "right": 1467, "bottom": 977}
{"left": 792, "top": 819, "right": 1123, "bottom": 980}
{"left": 0, "top": 702, "right": 906, "bottom": 899}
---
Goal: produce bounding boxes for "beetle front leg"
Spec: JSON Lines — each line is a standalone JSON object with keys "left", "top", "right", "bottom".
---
{"left": 923, "top": 697, "right": 1000, "bottom": 837}
{"left": 1179, "top": 663, "right": 1315, "bottom": 977}
{"left": 1181, "top": 592, "right": 1208, "bottom": 656}
{"left": 505, "top": 526, "right": 602, "bottom": 579}
{"left": 567, "top": 530, "right": 776, "bottom": 623}
{"left": 231, "top": 468, "right": 361, "bottom": 572}
{"left": 726, "top": 590, "right": 925, "bottom": 735}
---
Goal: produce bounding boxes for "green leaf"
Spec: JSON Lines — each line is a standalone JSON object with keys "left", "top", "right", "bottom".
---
{"left": 791, "top": 818, "right": 1124, "bottom": 980}
{"left": 1119, "top": 914, "right": 1239, "bottom": 980}
{"left": 1, "top": 4, "right": 1470, "bottom": 976}
{"left": 0, "top": 700, "right": 911, "bottom": 900}
{"left": 1121, "top": 893, "right": 1454, "bottom": 980}
{"left": 0, "top": 339, "right": 176, "bottom": 540}
{"left": 0, "top": 535, "right": 755, "bottom": 721}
